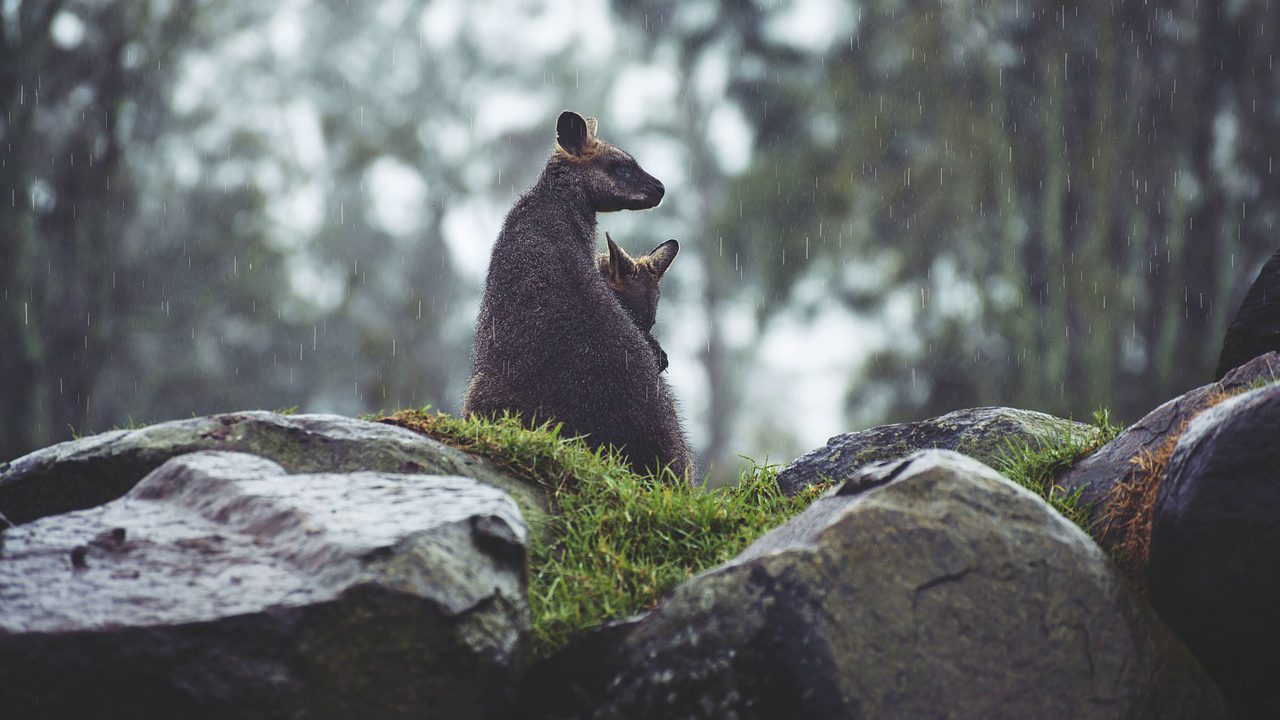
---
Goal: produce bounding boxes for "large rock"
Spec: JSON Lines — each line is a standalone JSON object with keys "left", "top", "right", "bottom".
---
{"left": 0, "top": 451, "right": 528, "bottom": 719}
{"left": 0, "top": 412, "right": 544, "bottom": 532}
{"left": 1148, "top": 382, "right": 1280, "bottom": 718}
{"left": 1217, "top": 247, "right": 1280, "bottom": 378}
{"left": 527, "top": 450, "right": 1225, "bottom": 720}
{"left": 777, "top": 406, "right": 1089, "bottom": 495}
{"left": 1060, "top": 351, "right": 1280, "bottom": 535}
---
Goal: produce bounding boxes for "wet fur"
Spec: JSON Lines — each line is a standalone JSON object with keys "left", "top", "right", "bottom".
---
{"left": 463, "top": 112, "right": 694, "bottom": 480}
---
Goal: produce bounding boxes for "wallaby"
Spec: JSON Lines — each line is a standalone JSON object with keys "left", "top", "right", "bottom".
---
{"left": 463, "top": 111, "right": 694, "bottom": 481}
{"left": 598, "top": 231, "right": 679, "bottom": 373}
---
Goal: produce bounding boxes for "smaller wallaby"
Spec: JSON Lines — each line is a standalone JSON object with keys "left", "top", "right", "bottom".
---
{"left": 597, "top": 231, "right": 679, "bottom": 372}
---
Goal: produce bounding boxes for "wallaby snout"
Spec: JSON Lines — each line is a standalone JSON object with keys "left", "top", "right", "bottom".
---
{"left": 644, "top": 177, "right": 665, "bottom": 207}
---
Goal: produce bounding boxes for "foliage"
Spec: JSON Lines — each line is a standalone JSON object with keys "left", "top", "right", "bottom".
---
{"left": 381, "top": 409, "right": 829, "bottom": 658}
{"left": 995, "top": 409, "right": 1122, "bottom": 532}
{"left": 0, "top": 1, "right": 204, "bottom": 458}
{"left": 715, "top": 0, "right": 1280, "bottom": 427}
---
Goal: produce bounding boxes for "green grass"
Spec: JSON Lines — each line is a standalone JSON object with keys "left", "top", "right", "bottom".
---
{"left": 380, "top": 408, "right": 829, "bottom": 658}
{"left": 994, "top": 408, "right": 1122, "bottom": 532}
{"left": 109, "top": 415, "right": 149, "bottom": 432}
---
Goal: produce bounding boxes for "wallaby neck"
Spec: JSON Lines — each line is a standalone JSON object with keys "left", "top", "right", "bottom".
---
{"left": 520, "top": 160, "right": 598, "bottom": 252}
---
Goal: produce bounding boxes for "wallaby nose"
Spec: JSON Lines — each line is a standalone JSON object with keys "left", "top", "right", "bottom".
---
{"left": 653, "top": 179, "right": 665, "bottom": 201}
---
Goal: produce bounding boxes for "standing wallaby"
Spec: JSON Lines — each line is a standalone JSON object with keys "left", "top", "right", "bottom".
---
{"left": 463, "top": 111, "right": 694, "bottom": 481}
{"left": 598, "top": 231, "right": 679, "bottom": 373}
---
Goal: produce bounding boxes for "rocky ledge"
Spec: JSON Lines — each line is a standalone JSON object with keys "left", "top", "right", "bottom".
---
{"left": 0, "top": 451, "right": 527, "bottom": 719}
{"left": 8, "top": 385, "right": 1280, "bottom": 717}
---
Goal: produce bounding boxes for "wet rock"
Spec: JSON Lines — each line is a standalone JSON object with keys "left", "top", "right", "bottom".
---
{"left": 1060, "top": 352, "right": 1280, "bottom": 534}
{"left": 1217, "top": 247, "right": 1280, "bottom": 379}
{"left": 0, "top": 451, "right": 528, "bottom": 720}
{"left": 777, "top": 406, "right": 1088, "bottom": 495}
{"left": 0, "top": 412, "right": 544, "bottom": 533}
{"left": 529, "top": 450, "right": 1225, "bottom": 720}
{"left": 1148, "top": 383, "right": 1280, "bottom": 719}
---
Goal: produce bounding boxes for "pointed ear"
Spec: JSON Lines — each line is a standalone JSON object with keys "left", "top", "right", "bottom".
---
{"left": 557, "top": 110, "right": 590, "bottom": 156}
{"left": 647, "top": 239, "right": 680, "bottom": 277}
{"left": 605, "top": 231, "right": 635, "bottom": 279}
{"left": 585, "top": 117, "right": 599, "bottom": 141}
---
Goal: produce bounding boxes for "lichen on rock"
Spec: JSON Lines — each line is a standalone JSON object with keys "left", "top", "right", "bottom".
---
{"left": 776, "top": 406, "right": 1090, "bottom": 495}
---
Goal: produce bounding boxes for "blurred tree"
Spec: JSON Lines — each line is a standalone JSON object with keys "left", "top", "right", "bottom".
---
{"left": 0, "top": 1, "right": 204, "bottom": 458}
{"left": 274, "top": 0, "right": 471, "bottom": 414}
{"left": 715, "top": 0, "right": 1280, "bottom": 426}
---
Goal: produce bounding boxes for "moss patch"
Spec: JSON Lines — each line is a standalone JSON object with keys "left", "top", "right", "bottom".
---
{"left": 379, "top": 409, "right": 829, "bottom": 658}
{"left": 994, "top": 409, "right": 1122, "bottom": 532}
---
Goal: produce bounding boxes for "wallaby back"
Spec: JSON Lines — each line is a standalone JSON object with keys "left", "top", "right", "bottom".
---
{"left": 597, "top": 232, "right": 679, "bottom": 372}
{"left": 463, "top": 111, "right": 694, "bottom": 481}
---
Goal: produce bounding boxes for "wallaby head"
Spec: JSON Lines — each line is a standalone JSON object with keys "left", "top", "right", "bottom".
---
{"left": 597, "top": 231, "right": 679, "bottom": 333}
{"left": 554, "top": 110, "right": 665, "bottom": 212}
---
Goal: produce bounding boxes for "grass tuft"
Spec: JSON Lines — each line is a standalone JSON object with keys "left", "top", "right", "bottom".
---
{"left": 995, "top": 408, "right": 1122, "bottom": 532}
{"left": 109, "top": 415, "right": 149, "bottom": 432}
{"left": 379, "top": 408, "right": 829, "bottom": 658}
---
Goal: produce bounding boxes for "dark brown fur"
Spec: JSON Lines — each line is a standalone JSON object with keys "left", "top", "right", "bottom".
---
{"left": 463, "top": 111, "right": 694, "bottom": 481}
{"left": 597, "top": 232, "right": 678, "bottom": 373}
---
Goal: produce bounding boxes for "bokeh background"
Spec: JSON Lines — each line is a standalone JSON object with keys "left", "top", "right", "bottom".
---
{"left": 3, "top": 0, "right": 1277, "bottom": 483}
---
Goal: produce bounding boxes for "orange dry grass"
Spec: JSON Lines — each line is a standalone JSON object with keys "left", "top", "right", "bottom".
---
{"left": 1102, "top": 432, "right": 1181, "bottom": 580}
{"left": 1100, "top": 388, "right": 1230, "bottom": 583}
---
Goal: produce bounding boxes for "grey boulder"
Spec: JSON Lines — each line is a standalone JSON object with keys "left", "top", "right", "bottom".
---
{"left": 1149, "top": 382, "right": 1280, "bottom": 718}
{"left": 0, "top": 451, "right": 528, "bottom": 720}
{"left": 0, "top": 411, "right": 545, "bottom": 533}
{"left": 777, "top": 406, "right": 1090, "bottom": 495}
{"left": 529, "top": 450, "right": 1226, "bottom": 720}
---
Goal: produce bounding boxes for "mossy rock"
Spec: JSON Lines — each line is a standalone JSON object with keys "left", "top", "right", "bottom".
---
{"left": 777, "top": 406, "right": 1089, "bottom": 495}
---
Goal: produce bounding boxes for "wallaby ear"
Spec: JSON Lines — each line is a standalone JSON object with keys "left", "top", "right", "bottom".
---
{"left": 557, "top": 110, "right": 590, "bottom": 157}
{"left": 585, "top": 116, "right": 599, "bottom": 141}
{"left": 646, "top": 239, "right": 680, "bottom": 277}
{"left": 605, "top": 231, "right": 635, "bottom": 279}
